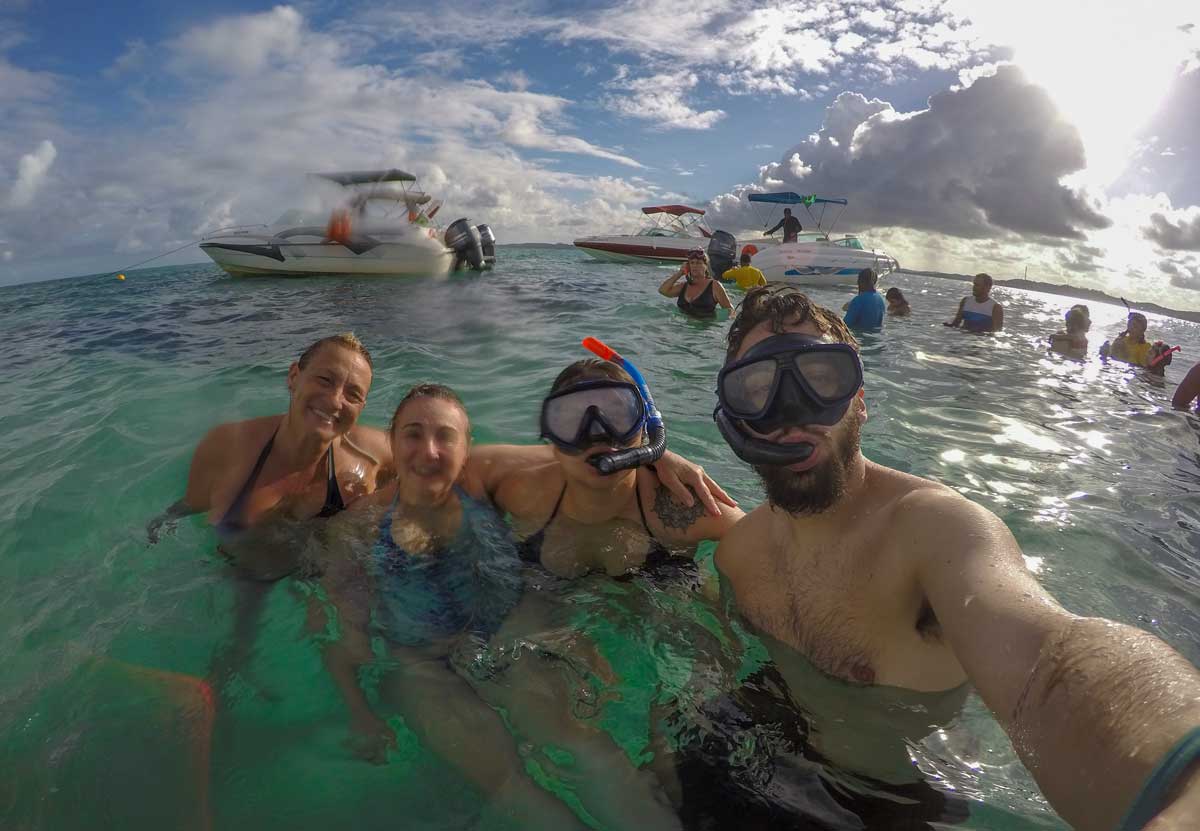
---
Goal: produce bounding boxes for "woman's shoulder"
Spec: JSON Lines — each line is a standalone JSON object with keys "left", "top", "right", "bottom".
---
{"left": 194, "top": 415, "right": 280, "bottom": 463}
{"left": 494, "top": 461, "right": 563, "bottom": 518}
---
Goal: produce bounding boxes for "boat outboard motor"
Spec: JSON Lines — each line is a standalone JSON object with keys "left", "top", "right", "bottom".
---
{"left": 707, "top": 230, "right": 737, "bottom": 278}
{"left": 445, "top": 218, "right": 485, "bottom": 271}
{"left": 476, "top": 223, "right": 497, "bottom": 268}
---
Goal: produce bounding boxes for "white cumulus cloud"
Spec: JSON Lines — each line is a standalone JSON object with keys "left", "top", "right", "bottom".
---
{"left": 8, "top": 139, "right": 56, "bottom": 208}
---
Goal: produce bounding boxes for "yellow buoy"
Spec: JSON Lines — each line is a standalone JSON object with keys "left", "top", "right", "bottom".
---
{"left": 117, "top": 274, "right": 126, "bottom": 281}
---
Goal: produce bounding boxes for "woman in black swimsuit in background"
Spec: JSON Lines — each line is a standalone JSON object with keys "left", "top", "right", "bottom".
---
{"left": 659, "top": 249, "right": 734, "bottom": 320}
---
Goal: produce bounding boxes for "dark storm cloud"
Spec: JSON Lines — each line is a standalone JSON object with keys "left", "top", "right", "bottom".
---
{"left": 708, "top": 64, "right": 1111, "bottom": 241}
{"left": 1144, "top": 211, "right": 1200, "bottom": 251}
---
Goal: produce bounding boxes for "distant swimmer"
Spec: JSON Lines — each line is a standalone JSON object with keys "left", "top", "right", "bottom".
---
{"left": 721, "top": 249, "right": 767, "bottom": 290}
{"left": 885, "top": 286, "right": 911, "bottom": 316}
{"left": 945, "top": 272, "right": 1003, "bottom": 332}
{"left": 659, "top": 248, "right": 734, "bottom": 319}
{"left": 764, "top": 207, "right": 802, "bottom": 243}
{"left": 842, "top": 267, "right": 885, "bottom": 330}
{"left": 1173, "top": 361, "right": 1200, "bottom": 411}
{"left": 1048, "top": 304, "right": 1090, "bottom": 359}
{"left": 147, "top": 333, "right": 391, "bottom": 549}
{"left": 1099, "top": 311, "right": 1182, "bottom": 378}
{"left": 702, "top": 285, "right": 1200, "bottom": 830}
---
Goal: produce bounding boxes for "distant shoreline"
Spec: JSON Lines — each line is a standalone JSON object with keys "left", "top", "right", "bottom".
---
{"left": 899, "top": 269, "right": 1200, "bottom": 325}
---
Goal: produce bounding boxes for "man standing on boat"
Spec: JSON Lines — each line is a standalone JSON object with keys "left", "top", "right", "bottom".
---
{"left": 764, "top": 208, "right": 802, "bottom": 243}
{"left": 703, "top": 285, "right": 1200, "bottom": 830}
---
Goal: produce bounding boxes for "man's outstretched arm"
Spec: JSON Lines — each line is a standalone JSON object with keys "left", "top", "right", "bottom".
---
{"left": 903, "top": 490, "right": 1200, "bottom": 831}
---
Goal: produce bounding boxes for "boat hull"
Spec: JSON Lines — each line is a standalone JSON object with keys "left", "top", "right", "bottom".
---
{"left": 573, "top": 235, "right": 773, "bottom": 264}
{"left": 200, "top": 228, "right": 454, "bottom": 277}
{"left": 752, "top": 243, "right": 898, "bottom": 287}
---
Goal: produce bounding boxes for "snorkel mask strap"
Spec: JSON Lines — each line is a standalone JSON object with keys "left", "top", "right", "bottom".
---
{"left": 581, "top": 337, "right": 666, "bottom": 474}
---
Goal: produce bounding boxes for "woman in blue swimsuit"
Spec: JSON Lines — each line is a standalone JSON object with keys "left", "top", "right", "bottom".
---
{"left": 316, "top": 384, "right": 584, "bottom": 829}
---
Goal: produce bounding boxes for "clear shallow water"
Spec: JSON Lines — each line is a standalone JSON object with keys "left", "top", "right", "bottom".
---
{"left": 1, "top": 250, "right": 1198, "bottom": 829}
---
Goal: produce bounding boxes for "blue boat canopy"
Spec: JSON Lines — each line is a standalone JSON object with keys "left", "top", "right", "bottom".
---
{"left": 748, "top": 192, "right": 848, "bottom": 207}
{"left": 314, "top": 169, "right": 417, "bottom": 186}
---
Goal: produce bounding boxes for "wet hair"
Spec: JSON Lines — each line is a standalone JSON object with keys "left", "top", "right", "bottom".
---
{"left": 298, "top": 332, "right": 373, "bottom": 371}
{"left": 549, "top": 359, "right": 635, "bottom": 394}
{"left": 973, "top": 273, "right": 993, "bottom": 289}
{"left": 390, "top": 383, "right": 469, "bottom": 434}
{"left": 857, "top": 268, "right": 877, "bottom": 291}
{"left": 885, "top": 287, "right": 907, "bottom": 304}
{"left": 727, "top": 285, "right": 858, "bottom": 362}
{"left": 1065, "top": 305, "right": 1090, "bottom": 333}
{"left": 739, "top": 252, "right": 752, "bottom": 265}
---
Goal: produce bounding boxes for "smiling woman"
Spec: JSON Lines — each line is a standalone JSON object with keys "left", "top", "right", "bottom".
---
{"left": 147, "top": 332, "right": 392, "bottom": 558}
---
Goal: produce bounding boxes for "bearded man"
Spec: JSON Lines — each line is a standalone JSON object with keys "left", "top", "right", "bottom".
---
{"left": 699, "top": 285, "right": 1200, "bottom": 831}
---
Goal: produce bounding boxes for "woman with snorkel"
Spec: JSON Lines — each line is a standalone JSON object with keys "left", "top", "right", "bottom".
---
{"left": 464, "top": 338, "right": 743, "bottom": 828}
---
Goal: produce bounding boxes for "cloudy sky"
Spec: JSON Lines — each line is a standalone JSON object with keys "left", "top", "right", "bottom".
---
{"left": 1, "top": 1, "right": 1198, "bottom": 306}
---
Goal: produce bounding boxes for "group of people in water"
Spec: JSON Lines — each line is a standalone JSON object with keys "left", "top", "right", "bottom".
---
{"left": 663, "top": 247, "right": 1197, "bottom": 410}
{"left": 151, "top": 276, "right": 1200, "bottom": 829}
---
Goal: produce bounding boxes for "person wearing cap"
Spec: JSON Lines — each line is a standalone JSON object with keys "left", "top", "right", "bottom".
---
{"left": 721, "top": 249, "right": 767, "bottom": 291}
{"left": 659, "top": 248, "right": 734, "bottom": 319}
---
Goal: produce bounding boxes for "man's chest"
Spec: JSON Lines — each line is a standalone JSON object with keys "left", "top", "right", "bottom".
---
{"left": 725, "top": 542, "right": 944, "bottom": 687}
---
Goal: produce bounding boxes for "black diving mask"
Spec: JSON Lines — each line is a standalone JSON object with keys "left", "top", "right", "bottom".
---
{"left": 715, "top": 334, "right": 862, "bottom": 467}
{"left": 540, "top": 380, "right": 647, "bottom": 453}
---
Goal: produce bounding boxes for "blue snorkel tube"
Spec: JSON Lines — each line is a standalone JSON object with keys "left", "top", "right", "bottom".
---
{"left": 581, "top": 337, "right": 667, "bottom": 474}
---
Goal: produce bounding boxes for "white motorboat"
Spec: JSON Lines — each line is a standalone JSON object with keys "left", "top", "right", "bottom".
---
{"left": 199, "top": 169, "right": 496, "bottom": 277}
{"left": 745, "top": 193, "right": 898, "bottom": 286}
{"left": 573, "top": 205, "right": 771, "bottom": 265}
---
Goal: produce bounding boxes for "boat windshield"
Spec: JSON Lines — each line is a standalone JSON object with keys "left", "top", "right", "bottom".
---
{"left": 834, "top": 236, "right": 865, "bottom": 250}
{"left": 638, "top": 226, "right": 692, "bottom": 238}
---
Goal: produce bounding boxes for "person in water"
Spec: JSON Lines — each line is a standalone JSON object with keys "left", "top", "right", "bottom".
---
{"left": 764, "top": 207, "right": 802, "bottom": 243}
{"left": 1173, "top": 361, "right": 1200, "bottom": 412}
{"left": 721, "top": 249, "right": 767, "bottom": 290}
{"left": 659, "top": 249, "right": 735, "bottom": 319}
{"left": 945, "top": 273, "right": 1003, "bottom": 332}
{"left": 1048, "top": 304, "right": 1090, "bottom": 359}
{"left": 151, "top": 332, "right": 390, "bottom": 546}
{"left": 477, "top": 356, "right": 743, "bottom": 577}
{"left": 703, "top": 285, "right": 1200, "bottom": 830}
{"left": 314, "top": 384, "right": 587, "bottom": 829}
{"left": 885, "top": 286, "right": 911, "bottom": 316}
{"left": 842, "top": 268, "right": 885, "bottom": 330}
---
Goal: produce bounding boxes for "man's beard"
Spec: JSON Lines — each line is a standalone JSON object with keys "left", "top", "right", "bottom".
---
{"left": 753, "top": 416, "right": 860, "bottom": 515}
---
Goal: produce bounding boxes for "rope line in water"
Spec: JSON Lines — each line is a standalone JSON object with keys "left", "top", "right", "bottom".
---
{"left": 101, "top": 239, "right": 201, "bottom": 281}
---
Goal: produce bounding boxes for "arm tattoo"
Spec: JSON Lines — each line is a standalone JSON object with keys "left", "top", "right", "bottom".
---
{"left": 653, "top": 485, "right": 707, "bottom": 531}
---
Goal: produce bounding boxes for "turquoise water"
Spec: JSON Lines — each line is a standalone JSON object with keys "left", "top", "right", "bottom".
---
{"left": 1, "top": 249, "right": 1198, "bottom": 829}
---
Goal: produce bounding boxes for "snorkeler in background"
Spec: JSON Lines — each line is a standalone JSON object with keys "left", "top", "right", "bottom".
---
{"left": 1048, "top": 304, "right": 1090, "bottom": 358}
{"left": 884, "top": 286, "right": 911, "bottom": 316}
{"left": 1101, "top": 311, "right": 1151, "bottom": 365}
{"left": 314, "top": 385, "right": 587, "bottom": 829}
{"left": 697, "top": 285, "right": 1200, "bottom": 831}
{"left": 945, "top": 272, "right": 1003, "bottom": 332}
